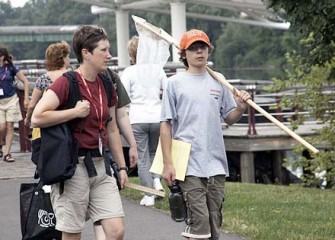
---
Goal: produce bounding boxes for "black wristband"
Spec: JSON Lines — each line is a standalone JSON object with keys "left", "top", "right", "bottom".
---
{"left": 118, "top": 166, "right": 128, "bottom": 172}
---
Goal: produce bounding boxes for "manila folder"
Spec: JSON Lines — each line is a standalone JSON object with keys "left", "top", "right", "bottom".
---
{"left": 150, "top": 139, "right": 191, "bottom": 181}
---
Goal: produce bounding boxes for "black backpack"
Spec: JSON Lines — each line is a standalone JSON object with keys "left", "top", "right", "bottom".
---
{"left": 32, "top": 70, "right": 113, "bottom": 165}
{"left": 37, "top": 71, "right": 113, "bottom": 187}
{"left": 64, "top": 70, "right": 114, "bottom": 110}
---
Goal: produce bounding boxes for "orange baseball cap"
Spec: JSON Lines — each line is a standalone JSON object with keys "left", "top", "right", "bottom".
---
{"left": 179, "top": 29, "right": 211, "bottom": 50}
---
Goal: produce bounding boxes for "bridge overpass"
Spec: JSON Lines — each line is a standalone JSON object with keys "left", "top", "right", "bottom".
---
{"left": 0, "top": 25, "right": 79, "bottom": 43}
{"left": 0, "top": 0, "right": 289, "bottom": 69}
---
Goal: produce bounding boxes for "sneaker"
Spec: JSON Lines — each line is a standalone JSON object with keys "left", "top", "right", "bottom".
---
{"left": 153, "top": 178, "right": 164, "bottom": 192}
{"left": 140, "top": 195, "right": 155, "bottom": 206}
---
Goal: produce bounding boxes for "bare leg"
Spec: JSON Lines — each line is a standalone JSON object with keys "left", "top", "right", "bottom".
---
{"left": 62, "top": 232, "right": 81, "bottom": 240}
{"left": 0, "top": 122, "right": 6, "bottom": 143}
{"left": 101, "top": 218, "right": 125, "bottom": 240}
{"left": 187, "top": 238, "right": 208, "bottom": 240}
{"left": 94, "top": 224, "right": 106, "bottom": 240}
{"left": 0, "top": 122, "right": 5, "bottom": 157}
{"left": 4, "top": 122, "right": 14, "bottom": 155}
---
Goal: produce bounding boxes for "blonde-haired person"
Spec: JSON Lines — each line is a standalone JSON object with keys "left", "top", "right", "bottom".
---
{"left": 0, "top": 46, "right": 30, "bottom": 162}
{"left": 121, "top": 35, "right": 167, "bottom": 206}
{"left": 25, "top": 41, "right": 71, "bottom": 129}
{"left": 127, "top": 36, "right": 138, "bottom": 65}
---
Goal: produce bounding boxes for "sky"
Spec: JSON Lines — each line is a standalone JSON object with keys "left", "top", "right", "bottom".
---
{"left": 1, "top": 0, "right": 29, "bottom": 8}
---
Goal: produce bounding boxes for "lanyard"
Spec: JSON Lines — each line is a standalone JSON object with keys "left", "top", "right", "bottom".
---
{"left": 0, "top": 67, "right": 7, "bottom": 82}
{"left": 77, "top": 69, "right": 104, "bottom": 130}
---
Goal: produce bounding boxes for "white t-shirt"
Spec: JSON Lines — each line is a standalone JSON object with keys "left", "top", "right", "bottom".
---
{"left": 121, "top": 64, "right": 167, "bottom": 124}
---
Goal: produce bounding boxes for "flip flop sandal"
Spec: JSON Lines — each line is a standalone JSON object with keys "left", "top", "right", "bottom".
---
{"left": 4, "top": 154, "right": 15, "bottom": 162}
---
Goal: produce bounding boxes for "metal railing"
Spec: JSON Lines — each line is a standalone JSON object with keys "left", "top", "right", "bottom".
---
{"left": 13, "top": 61, "right": 333, "bottom": 151}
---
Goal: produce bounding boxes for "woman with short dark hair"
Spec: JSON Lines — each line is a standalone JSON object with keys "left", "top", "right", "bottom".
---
{"left": 31, "top": 25, "right": 127, "bottom": 240}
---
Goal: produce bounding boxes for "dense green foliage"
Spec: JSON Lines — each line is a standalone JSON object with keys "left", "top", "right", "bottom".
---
{"left": 0, "top": 0, "right": 116, "bottom": 59}
{"left": 266, "top": 0, "right": 335, "bottom": 188}
{"left": 214, "top": 23, "right": 300, "bottom": 79}
{"left": 266, "top": 0, "right": 335, "bottom": 68}
{"left": 269, "top": 53, "right": 335, "bottom": 188}
{"left": 0, "top": 0, "right": 295, "bottom": 80}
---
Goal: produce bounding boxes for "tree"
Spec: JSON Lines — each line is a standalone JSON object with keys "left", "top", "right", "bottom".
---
{"left": 268, "top": 53, "right": 335, "bottom": 188}
{"left": 265, "top": 0, "right": 335, "bottom": 68}
{"left": 0, "top": 1, "right": 16, "bottom": 24}
{"left": 265, "top": 0, "right": 335, "bottom": 188}
{"left": 213, "top": 23, "right": 300, "bottom": 79}
{"left": 1, "top": 0, "right": 101, "bottom": 59}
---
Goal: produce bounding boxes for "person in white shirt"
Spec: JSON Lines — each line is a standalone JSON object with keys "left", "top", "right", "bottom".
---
{"left": 121, "top": 36, "right": 167, "bottom": 206}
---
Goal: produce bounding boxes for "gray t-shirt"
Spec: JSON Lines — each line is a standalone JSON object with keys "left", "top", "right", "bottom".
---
{"left": 161, "top": 71, "right": 236, "bottom": 178}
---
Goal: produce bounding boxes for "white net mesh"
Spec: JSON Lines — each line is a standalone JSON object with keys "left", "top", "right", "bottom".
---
{"left": 135, "top": 24, "right": 170, "bottom": 87}
{"left": 136, "top": 24, "right": 170, "bottom": 66}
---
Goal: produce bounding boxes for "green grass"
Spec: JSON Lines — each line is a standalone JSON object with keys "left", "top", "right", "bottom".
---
{"left": 121, "top": 178, "right": 335, "bottom": 240}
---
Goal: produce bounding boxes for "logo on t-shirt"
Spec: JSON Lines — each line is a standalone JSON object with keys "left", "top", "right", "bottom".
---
{"left": 210, "top": 89, "right": 220, "bottom": 100}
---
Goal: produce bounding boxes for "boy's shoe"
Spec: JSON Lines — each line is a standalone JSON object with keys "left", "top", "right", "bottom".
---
{"left": 140, "top": 195, "right": 155, "bottom": 206}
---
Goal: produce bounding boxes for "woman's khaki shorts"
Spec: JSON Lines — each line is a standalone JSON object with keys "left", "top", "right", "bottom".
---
{"left": 50, "top": 159, "right": 124, "bottom": 233}
{"left": 0, "top": 94, "right": 22, "bottom": 123}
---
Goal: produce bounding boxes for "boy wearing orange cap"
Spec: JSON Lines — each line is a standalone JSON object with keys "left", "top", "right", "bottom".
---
{"left": 160, "top": 29, "right": 251, "bottom": 240}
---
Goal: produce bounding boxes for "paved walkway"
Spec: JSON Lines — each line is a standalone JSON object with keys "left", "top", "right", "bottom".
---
{"left": 0, "top": 138, "right": 246, "bottom": 240}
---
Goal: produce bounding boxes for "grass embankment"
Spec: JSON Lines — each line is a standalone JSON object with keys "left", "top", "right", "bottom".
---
{"left": 121, "top": 178, "right": 335, "bottom": 240}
